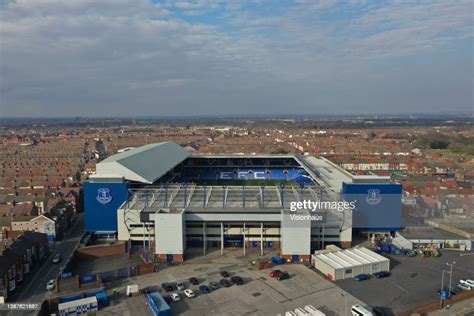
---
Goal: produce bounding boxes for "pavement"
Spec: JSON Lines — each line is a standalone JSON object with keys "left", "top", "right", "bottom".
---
{"left": 97, "top": 248, "right": 366, "bottom": 316}
{"left": 334, "top": 250, "right": 474, "bottom": 315}
{"left": 428, "top": 297, "right": 474, "bottom": 316}
{"left": 1, "top": 214, "right": 85, "bottom": 316}
{"left": 69, "top": 252, "right": 144, "bottom": 276}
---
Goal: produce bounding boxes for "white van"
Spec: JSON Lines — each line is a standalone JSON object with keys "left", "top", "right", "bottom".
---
{"left": 294, "top": 307, "right": 311, "bottom": 316}
{"left": 304, "top": 305, "right": 326, "bottom": 316}
{"left": 351, "top": 304, "right": 373, "bottom": 316}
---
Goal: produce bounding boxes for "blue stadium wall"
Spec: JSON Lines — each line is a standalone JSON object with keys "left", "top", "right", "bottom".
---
{"left": 84, "top": 181, "right": 129, "bottom": 233}
{"left": 342, "top": 183, "right": 402, "bottom": 231}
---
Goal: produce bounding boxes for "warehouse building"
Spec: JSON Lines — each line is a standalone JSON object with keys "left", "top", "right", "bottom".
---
{"left": 311, "top": 245, "right": 390, "bottom": 281}
{"left": 84, "top": 142, "right": 402, "bottom": 263}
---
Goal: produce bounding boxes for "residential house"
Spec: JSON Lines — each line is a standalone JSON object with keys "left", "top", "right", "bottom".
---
{"left": 11, "top": 215, "right": 56, "bottom": 241}
{"left": 0, "top": 254, "right": 17, "bottom": 302}
{"left": 0, "top": 231, "right": 48, "bottom": 303}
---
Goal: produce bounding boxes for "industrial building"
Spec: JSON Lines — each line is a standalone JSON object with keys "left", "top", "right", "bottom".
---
{"left": 84, "top": 142, "right": 402, "bottom": 263}
{"left": 311, "top": 246, "right": 390, "bottom": 281}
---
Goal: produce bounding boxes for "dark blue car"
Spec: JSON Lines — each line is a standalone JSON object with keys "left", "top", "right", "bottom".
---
{"left": 199, "top": 285, "right": 211, "bottom": 294}
{"left": 354, "top": 274, "right": 370, "bottom": 281}
{"left": 374, "top": 271, "right": 391, "bottom": 278}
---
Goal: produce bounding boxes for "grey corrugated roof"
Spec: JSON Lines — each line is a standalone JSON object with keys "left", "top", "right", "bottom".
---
{"left": 96, "top": 142, "right": 190, "bottom": 184}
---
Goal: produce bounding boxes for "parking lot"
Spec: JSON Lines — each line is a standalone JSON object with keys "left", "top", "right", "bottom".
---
{"left": 335, "top": 250, "right": 474, "bottom": 315}
{"left": 99, "top": 248, "right": 365, "bottom": 315}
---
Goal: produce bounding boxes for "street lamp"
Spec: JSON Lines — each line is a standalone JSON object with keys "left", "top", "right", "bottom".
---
{"left": 440, "top": 267, "right": 454, "bottom": 309}
{"left": 447, "top": 261, "right": 456, "bottom": 295}
{"left": 440, "top": 270, "right": 445, "bottom": 308}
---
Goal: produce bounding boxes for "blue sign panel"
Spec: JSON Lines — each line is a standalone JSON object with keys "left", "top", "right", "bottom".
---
{"left": 79, "top": 274, "right": 97, "bottom": 284}
{"left": 342, "top": 183, "right": 402, "bottom": 231}
{"left": 84, "top": 182, "right": 129, "bottom": 232}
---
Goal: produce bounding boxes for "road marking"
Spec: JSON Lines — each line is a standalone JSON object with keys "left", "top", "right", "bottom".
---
{"left": 385, "top": 278, "right": 409, "bottom": 294}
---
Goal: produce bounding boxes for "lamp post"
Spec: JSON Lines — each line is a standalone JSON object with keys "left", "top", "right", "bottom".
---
{"left": 440, "top": 270, "right": 449, "bottom": 308}
{"left": 447, "top": 261, "right": 456, "bottom": 295}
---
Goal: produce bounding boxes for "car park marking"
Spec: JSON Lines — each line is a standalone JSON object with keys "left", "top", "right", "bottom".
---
{"left": 384, "top": 278, "right": 409, "bottom": 294}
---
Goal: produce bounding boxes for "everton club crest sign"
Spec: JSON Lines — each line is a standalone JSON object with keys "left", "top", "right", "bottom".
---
{"left": 365, "top": 189, "right": 382, "bottom": 205}
{"left": 96, "top": 188, "right": 112, "bottom": 205}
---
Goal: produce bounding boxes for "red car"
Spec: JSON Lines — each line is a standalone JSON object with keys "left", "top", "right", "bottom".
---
{"left": 269, "top": 270, "right": 282, "bottom": 278}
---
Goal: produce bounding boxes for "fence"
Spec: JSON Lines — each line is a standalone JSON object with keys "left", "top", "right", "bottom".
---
{"left": 83, "top": 262, "right": 155, "bottom": 285}
{"left": 400, "top": 289, "right": 474, "bottom": 316}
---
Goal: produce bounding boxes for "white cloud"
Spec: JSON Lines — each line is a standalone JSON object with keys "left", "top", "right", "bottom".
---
{"left": 0, "top": 0, "right": 472, "bottom": 117}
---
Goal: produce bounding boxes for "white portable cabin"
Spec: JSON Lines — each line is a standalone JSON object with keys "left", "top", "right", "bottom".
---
{"left": 58, "top": 296, "right": 98, "bottom": 316}
{"left": 312, "top": 247, "right": 390, "bottom": 281}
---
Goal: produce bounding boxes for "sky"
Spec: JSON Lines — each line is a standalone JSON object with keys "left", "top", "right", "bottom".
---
{"left": 0, "top": 0, "right": 472, "bottom": 118}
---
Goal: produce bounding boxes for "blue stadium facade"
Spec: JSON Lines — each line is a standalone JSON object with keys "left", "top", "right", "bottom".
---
{"left": 84, "top": 142, "right": 403, "bottom": 258}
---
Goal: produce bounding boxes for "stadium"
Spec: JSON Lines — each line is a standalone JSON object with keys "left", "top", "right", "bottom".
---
{"left": 84, "top": 142, "right": 402, "bottom": 263}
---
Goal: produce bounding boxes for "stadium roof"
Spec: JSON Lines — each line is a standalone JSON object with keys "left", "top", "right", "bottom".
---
{"left": 297, "top": 156, "right": 353, "bottom": 192}
{"left": 96, "top": 142, "right": 190, "bottom": 184}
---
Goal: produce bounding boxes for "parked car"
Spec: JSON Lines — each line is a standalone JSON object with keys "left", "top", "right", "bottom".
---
{"left": 220, "top": 271, "right": 230, "bottom": 278}
{"left": 451, "top": 286, "right": 462, "bottom": 295}
{"left": 176, "top": 282, "right": 185, "bottom": 291}
{"left": 189, "top": 277, "right": 199, "bottom": 285}
{"left": 461, "top": 279, "right": 474, "bottom": 287}
{"left": 199, "top": 285, "right": 211, "bottom": 294}
{"left": 184, "top": 289, "right": 195, "bottom": 298}
{"left": 373, "top": 306, "right": 391, "bottom": 316}
{"left": 46, "top": 279, "right": 55, "bottom": 291}
{"left": 209, "top": 281, "right": 220, "bottom": 290}
{"left": 163, "top": 295, "right": 172, "bottom": 304}
{"left": 170, "top": 293, "right": 180, "bottom": 302}
{"left": 458, "top": 283, "right": 472, "bottom": 291}
{"left": 52, "top": 254, "right": 61, "bottom": 264}
{"left": 220, "top": 278, "right": 232, "bottom": 287}
{"left": 277, "top": 272, "right": 290, "bottom": 281}
{"left": 230, "top": 276, "right": 244, "bottom": 285}
{"left": 354, "top": 274, "right": 370, "bottom": 282}
{"left": 374, "top": 271, "right": 391, "bottom": 278}
{"left": 269, "top": 270, "right": 282, "bottom": 278}
{"left": 161, "top": 282, "right": 174, "bottom": 292}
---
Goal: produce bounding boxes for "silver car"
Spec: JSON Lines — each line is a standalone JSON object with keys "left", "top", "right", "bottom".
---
{"left": 176, "top": 282, "right": 185, "bottom": 291}
{"left": 52, "top": 254, "right": 61, "bottom": 264}
{"left": 458, "top": 283, "right": 472, "bottom": 291}
{"left": 46, "top": 279, "right": 55, "bottom": 291}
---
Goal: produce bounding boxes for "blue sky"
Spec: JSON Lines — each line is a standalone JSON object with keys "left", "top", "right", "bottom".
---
{"left": 0, "top": 0, "right": 472, "bottom": 117}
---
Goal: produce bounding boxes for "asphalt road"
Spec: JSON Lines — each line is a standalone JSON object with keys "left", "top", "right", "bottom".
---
{"left": 4, "top": 214, "right": 85, "bottom": 316}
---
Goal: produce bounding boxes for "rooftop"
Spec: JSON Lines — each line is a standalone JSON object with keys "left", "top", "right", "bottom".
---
{"left": 96, "top": 142, "right": 191, "bottom": 184}
{"left": 121, "top": 184, "right": 345, "bottom": 223}
{"left": 313, "top": 246, "right": 389, "bottom": 270}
